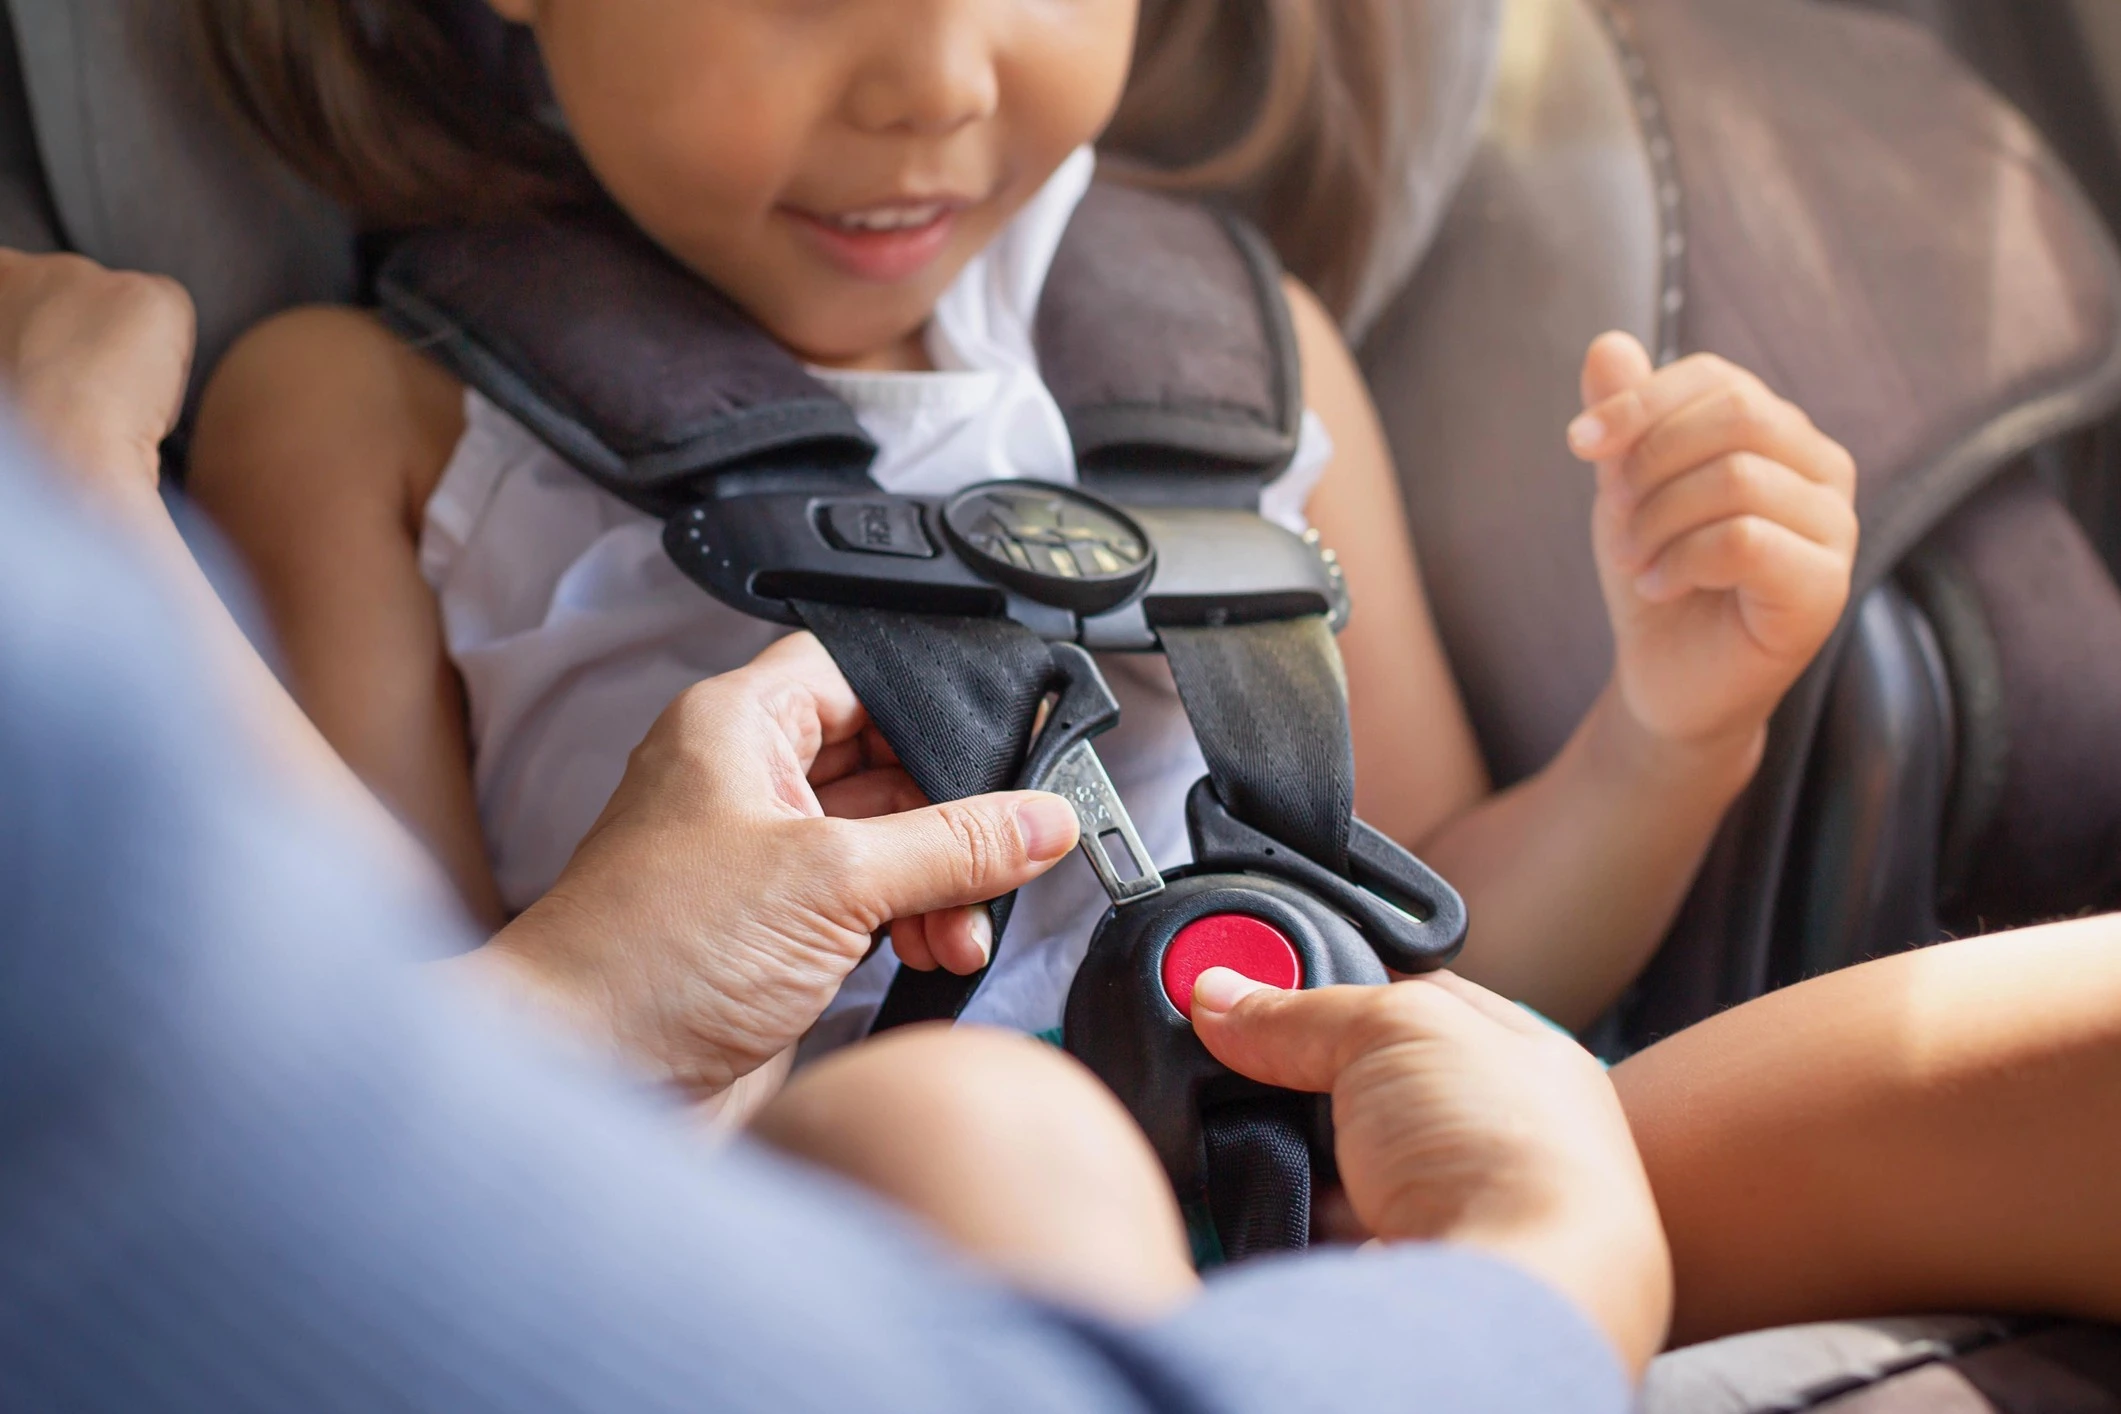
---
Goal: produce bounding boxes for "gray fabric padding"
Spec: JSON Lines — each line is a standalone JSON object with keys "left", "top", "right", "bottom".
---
{"left": 378, "top": 212, "right": 877, "bottom": 503}
{"left": 1644, "top": 1319, "right": 2121, "bottom": 1414}
{"left": 0, "top": 10, "right": 57, "bottom": 252}
{"left": 1617, "top": 0, "right": 2121, "bottom": 1037}
{"left": 1643, "top": 1317, "right": 2014, "bottom": 1414}
{"left": 378, "top": 184, "right": 1298, "bottom": 502}
{"left": 1343, "top": 0, "right": 1507, "bottom": 340}
{"left": 1041, "top": 182, "right": 1298, "bottom": 474}
{"left": 1360, "top": 0, "right": 1662, "bottom": 784}
{"left": 6, "top": 0, "right": 354, "bottom": 390}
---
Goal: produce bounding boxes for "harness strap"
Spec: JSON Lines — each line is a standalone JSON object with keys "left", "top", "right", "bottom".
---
{"left": 1162, "top": 616, "right": 1350, "bottom": 1259}
{"left": 1202, "top": 1098, "right": 1315, "bottom": 1260}
{"left": 1160, "top": 616, "right": 1354, "bottom": 875}
{"left": 790, "top": 601, "right": 1057, "bottom": 1028}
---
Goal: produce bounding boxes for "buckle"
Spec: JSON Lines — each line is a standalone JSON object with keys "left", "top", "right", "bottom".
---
{"left": 1183, "top": 780, "right": 1466, "bottom": 975}
{"left": 662, "top": 478, "right": 1347, "bottom": 648}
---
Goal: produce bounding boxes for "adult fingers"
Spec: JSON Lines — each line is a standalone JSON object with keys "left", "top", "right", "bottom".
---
{"left": 1580, "top": 330, "right": 1655, "bottom": 409}
{"left": 889, "top": 913, "right": 939, "bottom": 972}
{"left": 884, "top": 907, "right": 995, "bottom": 976}
{"left": 809, "top": 724, "right": 907, "bottom": 789}
{"left": 733, "top": 633, "right": 872, "bottom": 758}
{"left": 834, "top": 789, "right": 1079, "bottom": 924}
{"left": 1570, "top": 353, "right": 1769, "bottom": 463}
{"left": 1423, "top": 970, "right": 1561, "bottom": 1038}
{"left": 1621, "top": 453, "right": 1858, "bottom": 576}
{"left": 815, "top": 766, "right": 927, "bottom": 820}
{"left": 911, "top": 905, "right": 993, "bottom": 975}
{"left": 1618, "top": 384, "right": 1855, "bottom": 503}
{"left": 1191, "top": 975, "right": 1476, "bottom": 1094}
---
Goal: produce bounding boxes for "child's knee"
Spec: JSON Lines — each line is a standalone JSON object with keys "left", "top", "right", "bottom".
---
{"left": 754, "top": 1025, "right": 1196, "bottom": 1315}
{"left": 757, "top": 1024, "right": 1148, "bottom": 1194}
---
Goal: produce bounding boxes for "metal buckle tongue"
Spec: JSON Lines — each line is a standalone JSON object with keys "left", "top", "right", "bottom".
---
{"left": 1017, "top": 643, "right": 1166, "bottom": 906}
{"left": 1047, "top": 740, "right": 1165, "bottom": 904}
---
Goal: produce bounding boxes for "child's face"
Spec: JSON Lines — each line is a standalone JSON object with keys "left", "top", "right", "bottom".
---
{"left": 488, "top": 0, "right": 1139, "bottom": 369}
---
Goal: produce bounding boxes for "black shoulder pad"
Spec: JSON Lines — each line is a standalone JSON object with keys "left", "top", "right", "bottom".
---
{"left": 375, "top": 212, "right": 876, "bottom": 516}
{"left": 1038, "top": 182, "right": 1303, "bottom": 505}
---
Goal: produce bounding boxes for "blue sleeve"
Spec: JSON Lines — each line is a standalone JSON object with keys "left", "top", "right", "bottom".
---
{"left": 0, "top": 451, "right": 1629, "bottom": 1414}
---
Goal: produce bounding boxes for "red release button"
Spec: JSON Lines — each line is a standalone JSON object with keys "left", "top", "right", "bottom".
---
{"left": 1161, "top": 914, "right": 1303, "bottom": 1019}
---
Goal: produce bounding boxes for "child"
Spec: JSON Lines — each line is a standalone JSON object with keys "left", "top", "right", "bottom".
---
{"left": 184, "top": 0, "right": 1858, "bottom": 1053}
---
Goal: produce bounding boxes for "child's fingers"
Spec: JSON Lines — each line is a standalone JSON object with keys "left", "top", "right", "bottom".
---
{"left": 1619, "top": 385, "right": 1855, "bottom": 504}
{"left": 1637, "top": 516, "right": 1852, "bottom": 644}
{"left": 890, "top": 914, "right": 940, "bottom": 972}
{"left": 1569, "top": 353, "right": 1768, "bottom": 463}
{"left": 1581, "top": 330, "right": 1655, "bottom": 407}
{"left": 1620, "top": 454, "right": 1858, "bottom": 575}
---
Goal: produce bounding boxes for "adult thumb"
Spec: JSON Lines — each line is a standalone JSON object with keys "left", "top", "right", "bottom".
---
{"left": 1191, "top": 974, "right": 1397, "bottom": 1095}
{"left": 842, "top": 789, "right": 1079, "bottom": 921}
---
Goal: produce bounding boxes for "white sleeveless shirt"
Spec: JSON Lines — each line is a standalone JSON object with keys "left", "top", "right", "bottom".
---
{"left": 418, "top": 149, "right": 1334, "bottom": 1053}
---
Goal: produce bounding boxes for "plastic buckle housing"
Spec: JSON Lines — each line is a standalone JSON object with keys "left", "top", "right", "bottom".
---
{"left": 662, "top": 480, "right": 1348, "bottom": 648}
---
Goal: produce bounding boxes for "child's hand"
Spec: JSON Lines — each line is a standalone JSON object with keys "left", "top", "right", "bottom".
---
{"left": 1569, "top": 333, "right": 1857, "bottom": 754}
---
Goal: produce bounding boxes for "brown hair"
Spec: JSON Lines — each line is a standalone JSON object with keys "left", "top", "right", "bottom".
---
{"left": 189, "top": 0, "right": 1399, "bottom": 318}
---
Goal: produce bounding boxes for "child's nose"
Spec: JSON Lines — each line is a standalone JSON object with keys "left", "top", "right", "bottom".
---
{"left": 843, "top": 1, "right": 1002, "bottom": 137}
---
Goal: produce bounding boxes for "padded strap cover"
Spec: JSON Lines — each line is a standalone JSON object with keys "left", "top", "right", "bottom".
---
{"left": 1039, "top": 183, "right": 1302, "bottom": 494}
{"left": 375, "top": 182, "right": 1300, "bottom": 508}
{"left": 377, "top": 213, "right": 876, "bottom": 516}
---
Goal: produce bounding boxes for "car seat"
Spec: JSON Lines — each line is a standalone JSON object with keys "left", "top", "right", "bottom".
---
{"left": 8, "top": 0, "right": 2120, "bottom": 1404}
{"left": 1356, "top": 0, "right": 2121, "bottom": 1048}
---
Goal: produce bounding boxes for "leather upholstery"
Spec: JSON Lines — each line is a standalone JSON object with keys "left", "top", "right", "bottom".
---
{"left": 1773, "top": 583, "right": 1953, "bottom": 983}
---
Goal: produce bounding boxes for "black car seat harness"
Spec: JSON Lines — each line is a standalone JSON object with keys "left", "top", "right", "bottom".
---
{"left": 378, "top": 184, "right": 1468, "bottom": 1260}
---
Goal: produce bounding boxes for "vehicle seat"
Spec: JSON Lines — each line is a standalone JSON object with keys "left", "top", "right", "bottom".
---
{"left": 1358, "top": 0, "right": 2121, "bottom": 1045}
{"left": 8, "top": 0, "right": 2121, "bottom": 1404}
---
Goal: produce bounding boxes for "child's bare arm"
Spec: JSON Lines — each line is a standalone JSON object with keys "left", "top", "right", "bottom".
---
{"left": 189, "top": 310, "right": 505, "bottom": 926}
{"left": 1614, "top": 915, "right": 2121, "bottom": 1343}
{"left": 1293, "top": 285, "right": 1856, "bottom": 1028}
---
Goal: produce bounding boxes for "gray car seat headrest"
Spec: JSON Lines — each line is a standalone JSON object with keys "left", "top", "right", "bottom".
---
{"left": 6, "top": 0, "right": 355, "bottom": 384}
{"left": 1347, "top": 0, "right": 1505, "bottom": 339}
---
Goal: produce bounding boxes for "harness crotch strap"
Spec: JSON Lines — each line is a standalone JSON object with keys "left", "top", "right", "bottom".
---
{"left": 374, "top": 186, "right": 1466, "bottom": 1262}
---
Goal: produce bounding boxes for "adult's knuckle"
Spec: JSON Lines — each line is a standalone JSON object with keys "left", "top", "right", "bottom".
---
{"left": 934, "top": 799, "right": 1008, "bottom": 882}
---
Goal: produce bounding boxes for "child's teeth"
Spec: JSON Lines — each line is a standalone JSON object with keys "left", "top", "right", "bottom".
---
{"left": 835, "top": 204, "right": 942, "bottom": 232}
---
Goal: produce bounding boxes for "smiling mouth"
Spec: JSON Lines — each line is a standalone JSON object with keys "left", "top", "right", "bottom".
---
{"left": 815, "top": 201, "right": 955, "bottom": 233}
{"left": 785, "top": 199, "right": 971, "bottom": 282}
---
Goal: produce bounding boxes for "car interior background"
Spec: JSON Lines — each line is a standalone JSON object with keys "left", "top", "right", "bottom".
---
{"left": 6, "top": 1, "right": 2121, "bottom": 1409}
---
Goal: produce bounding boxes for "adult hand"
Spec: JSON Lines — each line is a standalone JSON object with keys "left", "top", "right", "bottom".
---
{"left": 0, "top": 249, "right": 195, "bottom": 509}
{"left": 1191, "top": 969, "right": 1672, "bottom": 1378}
{"left": 473, "top": 633, "right": 1081, "bottom": 1102}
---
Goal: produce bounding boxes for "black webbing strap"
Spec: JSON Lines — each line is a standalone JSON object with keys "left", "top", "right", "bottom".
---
{"left": 1202, "top": 1098, "right": 1314, "bottom": 1259}
{"left": 1159, "top": 616, "right": 1354, "bottom": 874}
{"left": 1162, "top": 615, "right": 1351, "bottom": 1260}
{"left": 790, "top": 602, "right": 1057, "bottom": 1029}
